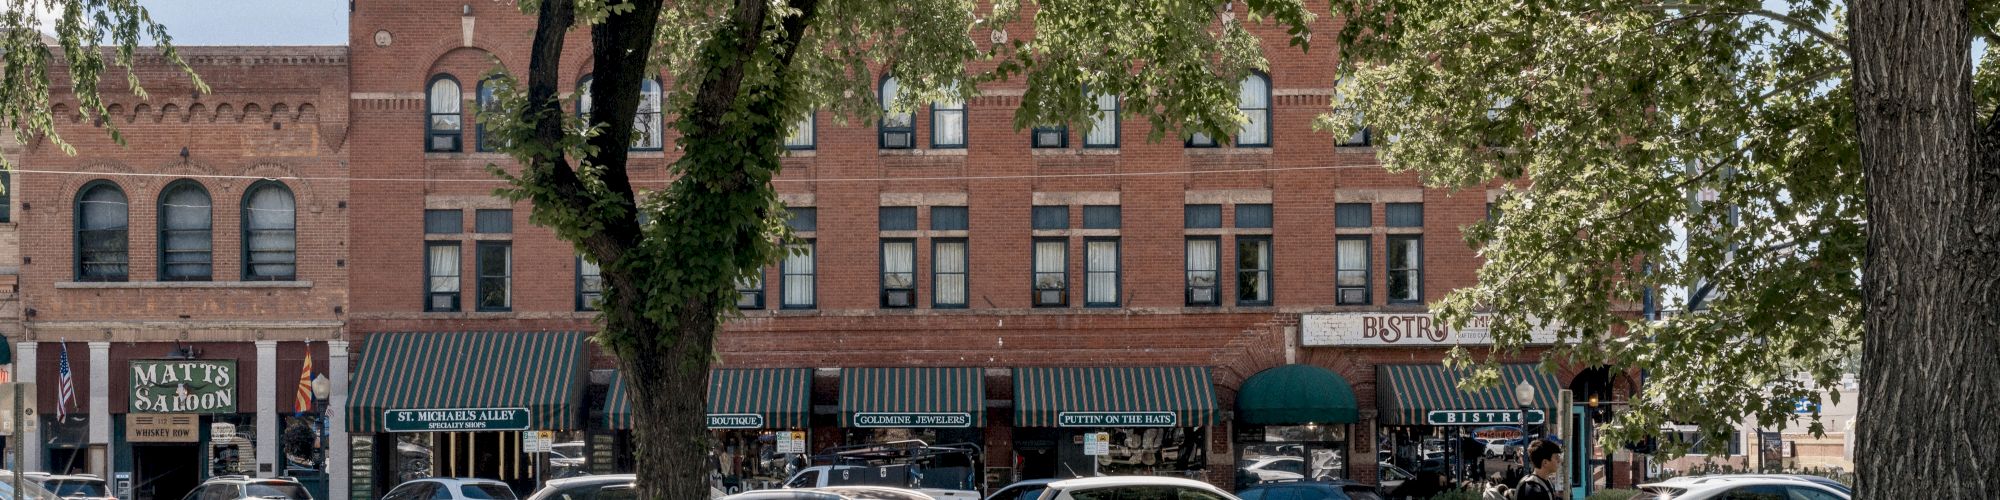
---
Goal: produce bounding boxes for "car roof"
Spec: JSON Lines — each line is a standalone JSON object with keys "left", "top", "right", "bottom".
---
{"left": 1046, "top": 476, "right": 1226, "bottom": 491}
{"left": 203, "top": 476, "right": 305, "bottom": 485}
{"left": 542, "top": 475, "right": 636, "bottom": 489}
{"left": 1640, "top": 475, "right": 1838, "bottom": 489}
{"left": 995, "top": 479, "right": 1059, "bottom": 489}
{"left": 812, "top": 486, "right": 936, "bottom": 500}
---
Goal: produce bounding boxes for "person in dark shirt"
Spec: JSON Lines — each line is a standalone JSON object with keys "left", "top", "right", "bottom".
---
{"left": 1515, "top": 439, "right": 1563, "bottom": 500}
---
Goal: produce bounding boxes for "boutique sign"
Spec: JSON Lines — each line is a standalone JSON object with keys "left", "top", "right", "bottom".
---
{"left": 1301, "top": 313, "right": 1561, "bottom": 347}
{"left": 129, "top": 360, "right": 238, "bottom": 413}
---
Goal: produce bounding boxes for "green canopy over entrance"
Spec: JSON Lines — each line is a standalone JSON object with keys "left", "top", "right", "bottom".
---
{"left": 1236, "top": 364, "right": 1360, "bottom": 425}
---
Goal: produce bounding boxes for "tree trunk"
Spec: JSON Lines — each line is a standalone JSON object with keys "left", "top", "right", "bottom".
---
{"left": 1850, "top": 1, "right": 2000, "bottom": 498}
{"left": 615, "top": 305, "right": 719, "bottom": 500}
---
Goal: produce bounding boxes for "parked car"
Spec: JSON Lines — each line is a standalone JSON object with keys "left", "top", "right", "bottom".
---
{"left": 1236, "top": 479, "right": 1382, "bottom": 500}
{"left": 1375, "top": 463, "right": 1413, "bottom": 493}
{"left": 984, "top": 479, "right": 1057, "bottom": 500}
{"left": 180, "top": 476, "right": 314, "bottom": 500}
{"left": 0, "top": 474, "right": 64, "bottom": 500}
{"left": 726, "top": 488, "right": 933, "bottom": 500}
{"left": 21, "top": 473, "right": 112, "bottom": 500}
{"left": 382, "top": 478, "right": 517, "bottom": 500}
{"left": 1634, "top": 475, "right": 1849, "bottom": 500}
{"left": 526, "top": 475, "right": 635, "bottom": 500}
{"left": 1027, "top": 476, "right": 1241, "bottom": 500}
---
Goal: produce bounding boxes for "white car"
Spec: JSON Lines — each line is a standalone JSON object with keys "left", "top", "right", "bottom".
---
{"left": 782, "top": 466, "right": 977, "bottom": 500}
{"left": 724, "top": 487, "right": 933, "bottom": 500}
{"left": 1030, "top": 477, "right": 1239, "bottom": 500}
{"left": 383, "top": 478, "right": 519, "bottom": 500}
{"left": 984, "top": 479, "right": 1058, "bottom": 500}
{"left": 1635, "top": 475, "right": 1849, "bottom": 500}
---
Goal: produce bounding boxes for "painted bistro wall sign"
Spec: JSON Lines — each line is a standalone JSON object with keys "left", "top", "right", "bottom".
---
{"left": 707, "top": 413, "right": 766, "bottom": 429}
{"left": 1301, "top": 313, "right": 1561, "bottom": 347}
{"left": 1426, "top": 410, "right": 1546, "bottom": 426}
{"left": 1058, "top": 412, "right": 1179, "bottom": 427}
{"left": 129, "top": 360, "right": 238, "bottom": 413}
{"left": 851, "top": 412, "right": 972, "bottom": 428}
{"left": 383, "top": 408, "right": 531, "bottom": 432}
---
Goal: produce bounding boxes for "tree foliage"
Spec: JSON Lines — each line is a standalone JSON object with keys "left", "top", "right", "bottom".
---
{"left": 0, "top": 0, "right": 201, "bottom": 161}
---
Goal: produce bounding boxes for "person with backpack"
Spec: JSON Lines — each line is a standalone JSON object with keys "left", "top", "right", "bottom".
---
{"left": 1514, "top": 439, "right": 1563, "bottom": 500}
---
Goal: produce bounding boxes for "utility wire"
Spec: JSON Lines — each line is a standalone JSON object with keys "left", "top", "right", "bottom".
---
{"left": 0, "top": 163, "right": 1389, "bottom": 185}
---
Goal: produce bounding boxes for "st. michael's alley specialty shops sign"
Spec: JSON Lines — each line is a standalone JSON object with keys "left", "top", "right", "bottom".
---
{"left": 130, "top": 360, "right": 238, "bottom": 413}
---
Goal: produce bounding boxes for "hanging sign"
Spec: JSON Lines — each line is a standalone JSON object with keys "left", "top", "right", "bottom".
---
{"left": 1083, "top": 432, "right": 1111, "bottom": 456}
{"left": 850, "top": 412, "right": 972, "bottom": 428}
{"left": 1425, "top": 410, "right": 1545, "bottom": 426}
{"left": 1058, "top": 412, "right": 1178, "bottom": 428}
{"left": 129, "top": 360, "right": 238, "bottom": 413}
{"left": 1301, "top": 313, "right": 1560, "bottom": 347}
{"left": 707, "top": 413, "right": 766, "bottom": 429}
{"left": 382, "top": 408, "right": 531, "bottom": 432}
{"left": 126, "top": 413, "right": 200, "bottom": 443}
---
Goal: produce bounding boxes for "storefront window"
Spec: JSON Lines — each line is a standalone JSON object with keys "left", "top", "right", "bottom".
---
{"left": 1016, "top": 427, "right": 1206, "bottom": 480}
{"left": 209, "top": 415, "right": 258, "bottom": 477}
{"left": 1234, "top": 425, "right": 1347, "bottom": 489}
{"left": 709, "top": 430, "right": 809, "bottom": 495}
{"left": 283, "top": 414, "right": 327, "bottom": 474}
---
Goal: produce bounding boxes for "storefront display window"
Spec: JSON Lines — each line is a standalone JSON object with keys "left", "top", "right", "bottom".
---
{"left": 209, "top": 415, "right": 258, "bottom": 477}
{"left": 283, "top": 414, "right": 327, "bottom": 474}
{"left": 710, "top": 430, "right": 809, "bottom": 495}
{"left": 1016, "top": 427, "right": 1206, "bottom": 480}
{"left": 1234, "top": 425, "right": 1346, "bottom": 489}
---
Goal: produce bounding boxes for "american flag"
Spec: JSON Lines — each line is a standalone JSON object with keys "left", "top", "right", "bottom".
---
{"left": 56, "top": 342, "right": 76, "bottom": 420}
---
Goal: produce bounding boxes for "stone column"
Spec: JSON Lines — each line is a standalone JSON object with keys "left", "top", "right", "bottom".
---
{"left": 86, "top": 342, "right": 109, "bottom": 477}
{"left": 328, "top": 340, "right": 350, "bottom": 500}
{"left": 257, "top": 340, "right": 279, "bottom": 477}
{"left": 15, "top": 341, "right": 39, "bottom": 472}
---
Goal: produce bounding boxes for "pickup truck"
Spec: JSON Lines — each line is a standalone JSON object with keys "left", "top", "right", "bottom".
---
{"left": 779, "top": 441, "right": 984, "bottom": 500}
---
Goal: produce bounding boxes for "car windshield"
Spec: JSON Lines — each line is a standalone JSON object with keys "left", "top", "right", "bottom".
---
{"left": 45, "top": 481, "right": 106, "bottom": 498}
{"left": 0, "top": 479, "right": 64, "bottom": 500}
{"left": 461, "top": 485, "right": 515, "bottom": 500}
{"left": 244, "top": 483, "right": 311, "bottom": 500}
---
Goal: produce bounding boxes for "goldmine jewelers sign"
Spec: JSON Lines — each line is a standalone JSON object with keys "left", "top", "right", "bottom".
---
{"left": 129, "top": 360, "right": 238, "bottom": 413}
{"left": 850, "top": 412, "right": 972, "bottom": 428}
{"left": 1300, "top": 313, "right": 1560, "bottom": 347}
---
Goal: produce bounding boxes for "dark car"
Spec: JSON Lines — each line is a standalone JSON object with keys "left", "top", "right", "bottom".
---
{"left": 1237, "top": 479, "right": 1383, "bottom": 500}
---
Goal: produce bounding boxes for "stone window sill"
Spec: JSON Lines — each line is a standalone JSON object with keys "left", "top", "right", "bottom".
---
{"left": 57, "top": 280, "right": 313, "bottom": 289}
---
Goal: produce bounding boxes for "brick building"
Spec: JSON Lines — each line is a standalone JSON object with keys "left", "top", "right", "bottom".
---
{"left": 6, "top": 2, "right": 1642, "bottom": 500}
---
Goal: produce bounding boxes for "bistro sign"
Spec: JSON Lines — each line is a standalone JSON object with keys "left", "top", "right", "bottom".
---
{"left": 383, "top": 408, "right": 531, "bottom": 432}
{"left": 707, "top": 413, "right": 766, "bottom": 429}
{"left": 129, "top": 360, "right": 238, "bottom": 414}
{"left": 1426, "top": 410, "right": 1546, "bottom": 426}
{"left": 1058, "top": 412, "right": 1179, "bottom": 428}
{"left": 1301, "top": 313, "right": 1560, "bottom": 347}
{"left": 851, "top": 412, "right": 972, "bottom": 428}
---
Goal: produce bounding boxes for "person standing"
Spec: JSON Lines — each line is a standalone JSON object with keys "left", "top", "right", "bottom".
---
{"left": 1515, "top": 439, "right": 1563, "bottom": 500}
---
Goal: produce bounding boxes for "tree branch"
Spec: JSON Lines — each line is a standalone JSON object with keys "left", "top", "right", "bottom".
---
{"left": 518, "top": 0, "right": 638, "bottom": 267}
{"left": 1647, "top": 3, "right": 1849, "bottom": 55}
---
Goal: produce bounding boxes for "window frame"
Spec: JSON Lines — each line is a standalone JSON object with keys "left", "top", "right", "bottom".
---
{"left": 1334, "top": 86, "right": 1371, "bottom": 147}
{"left": 1235, "top": 235, "right": 1273, "bottom": 306}
{"left": 424, "top": 241, "right": 461, "bottom": 312}
{"left": 1030, "top": 123, "right": 1068, "bottom": 148}
{"left": 576, "top": 74, "right": 593, "bottom": 117}
{"left": 880, "top": 238, "right": 918, "bottom": 309}
{"left": 1, "top": 170, "right": 12, "bottom": 223}
{"left": 1236, "top": 71, "right": 1272, "bottom": 147}
{"left": 1084, "top": 92, "right": 1121, "bottom": 148}
{"left": 931, "top": 238, "right": 968, "bottom": 309}
{"left": 1185, "top": 204, "right": 1223, "bottom": 229}
{"left": 785, "top": 110, "right": 817, "bottom": 150}
{"left": 632, "top": 78, "right": 665, "bottom": 151}
{"left": 878, "top": 75, "right": 915, "bottom": 149}
{"left": 1335, "top": 235, "right": 1372, "bottom": 306}
{"left": 576, "top": 256, "right": 602, "bottom": 312}
{"left": 1083, "top": 237, "right": 1120, "bottom": 308}
{"left": 475, "top": 76, "right": 506, "bottom": 152}
{"left": 425, "top": 74, "right": 464, "bottom": 153}
{"left": 1385, "top": 202, "right": 1424, "bottom": 228}
{"left": 781, "top": 240, "right": 817, "bottom": 310}
{"left": 241, "top": 180, "right": 298, "bottom": 281}
{"left": 736, "top": 269, "right": 766, "bottom": 310}
{"left": 1185, "top": 236, "right": 1221, "bottom": 307}
{"left": 1386, "top": 235, "right": 1424, "bottom": 304}
{"left": 73, "top": 180, "right": 129, "bottom": 282}
{"left": 1031, "top": 237, "right": 1069, "bottom": 308}
{"left": 156, "top": 179, "right": 213, "bottom": 282}
{"left": 475, "top": 240, "right": 513, "bottom": 312}
{"left": 930, "top": 85, "right": 968, "bottom": 149}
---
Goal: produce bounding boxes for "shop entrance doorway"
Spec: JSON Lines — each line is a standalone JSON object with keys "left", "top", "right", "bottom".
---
{"left": 132, "top": 443, "right": 201, "bottom": 500}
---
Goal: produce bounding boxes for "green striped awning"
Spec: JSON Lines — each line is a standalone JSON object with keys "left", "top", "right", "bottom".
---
{"left": 839, "top": 367, "right": 985, "bottom": 428}
{"left": 1375, "top": 364, "right": 1561, "bottom": 426}
{"left": 347, "top": 331, "right": 588, "bottom": 433}
{"left": 604, "top": 368, "right": 813, "bottom": 430}
{"left": 1013, "top": 367, "right": 1218, "bottom": 428}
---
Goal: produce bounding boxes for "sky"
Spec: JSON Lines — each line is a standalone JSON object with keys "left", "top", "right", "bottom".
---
{"left": 138, "top": 0, "right": 347, "bottom": 45}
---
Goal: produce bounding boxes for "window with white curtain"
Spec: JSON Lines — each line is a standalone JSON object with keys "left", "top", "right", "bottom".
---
{"left": 1388, "top": 236, "right": 1422, "bottom": 303}
{"left": 425, "top": 242, "right": 460, "bottom": 312}
{"left": 1032, "top": 239, "right": 1067, "bottom": 307}
{"left": 426, "top": 75, "right": 463, "bottom": 152}
{"left": 75, "top": 181, "right": 129, "bottom": 281}
{"left": 931, "top": 82, "right": 966, "bottom": 148}
{"left": 635, "top": 79, "right": 664, "bottom": 150}
{"left": 879, "top": 76, "right": 914, "bottom": 149}
{"left": 1186, "top": 238, "right": 1219, "bottom": 306}
{"left": 1236, "top": 236, "right": 1272, "bottom": 305}
{"left": 1085, "top": 238, "right": 1119, "bottom": 307}
{"left": 782, "top": 241, "right": 816, "bottom": 309}
{"left": 881, "top": 240, "right": 917, "bottom": 308}
{"left": 932, "top": 239, "right": 967, "bottom": 308}
{"left": 577, "top": 257, "right": 603, "bottom": 311}
{"left": 577, "top": 75, "right": 593, "bottom": 117}
{"left": 786, "top": 111, "right": 815, "bottom": 150}
{"left": 243, "top": 181, "right": 298, "bottom": 281}
{"left": 1085, "top": 93, "right": 1119, "bottom": 147}
{"left": 158, "top": 180, "right": 212, "bottom": 281}
{"left": 1336, "top": 236, "right": 1370, "bottom": 305}
{"left": 1237, "top": 73, "right": 1271, "bottom": 146}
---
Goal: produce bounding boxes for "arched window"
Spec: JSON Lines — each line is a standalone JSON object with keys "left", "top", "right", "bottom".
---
{"left": 75, "top": 181, "right": 129, "bottom": 281}
{"left": 476, "top": 77, "right": 507, "bottom": 152}
{"left": 427, "top": 75, "right": 463, "bottom": 152}
{"left": 1236, "top": 72, "right": 1271, "bottom": 147}
{"left": 878, "top": 75, "right": 914, "bottom": 149}
{"left": 634, "top": 79, "right": 663, "bottom": 150}
{"left": 577, "top": 74, "right": 594, "bottom": 117}
{"left": 158, "top": 180, "right": 213, "bottom": 281}
{"left": 243, "top": 181, "right": 297, "bottom": 281}
{"left": 930, "top": 82, "right": 965, "bottom": 148}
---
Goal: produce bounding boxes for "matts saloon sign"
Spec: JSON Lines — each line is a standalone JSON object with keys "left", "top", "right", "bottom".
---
{"left": 129, "top": 360, "right": 239, "bottom": 413}
{"left": 1301, "top": 313, "right": 1560, "bottom": 347}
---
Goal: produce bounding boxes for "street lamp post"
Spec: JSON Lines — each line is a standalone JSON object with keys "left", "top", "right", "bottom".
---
{"left": 1514, "top": 381, "right": 1537, "bottom": 468}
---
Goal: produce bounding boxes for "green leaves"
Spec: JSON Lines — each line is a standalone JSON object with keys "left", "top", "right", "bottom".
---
{"left": 0, "top": 0, "right": 203, "bottom": 171}
{"left": 1329, "top": 0, "right": 1861, "bottom": 457}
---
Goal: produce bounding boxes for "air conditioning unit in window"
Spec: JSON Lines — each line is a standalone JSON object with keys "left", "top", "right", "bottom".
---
{"left": 1034, "top": 130, "right": 1065, "bottom": 148}
{"left": 430, "top": 294, "right": 459, "bottom": 312}
{"left": 1339, "top": 288, "right": 1367, "bottom": 305}
{"left": 1188, "top": 287, "right": 1215, "bottom": 305}
{"left": 884, "top": 289, "right": 914, "bottom": 308}
{"left": 430, "top": 134, "right": 461, "bottom": 152}
{"left": 737, "top": 291, "right": 761, "bottom": 309}
{"left": 881, "top": 131, "right": 914, "bottom": 149}
{"left": 1036, "top": 289, "right": 1064, "bottom": 306}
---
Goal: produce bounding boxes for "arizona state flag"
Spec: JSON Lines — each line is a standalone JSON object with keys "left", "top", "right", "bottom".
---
{"left": 296, "top": 341, "right": 315, "bottom": 413}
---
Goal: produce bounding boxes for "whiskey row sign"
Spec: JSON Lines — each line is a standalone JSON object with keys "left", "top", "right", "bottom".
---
{"left": 1301, "top": 313, "right": 1562, "bottom": 347}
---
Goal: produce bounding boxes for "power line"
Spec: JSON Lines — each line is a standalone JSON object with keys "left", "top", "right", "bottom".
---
{"left": 0, "top": 162, "right": 1388, "bottom": 185}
